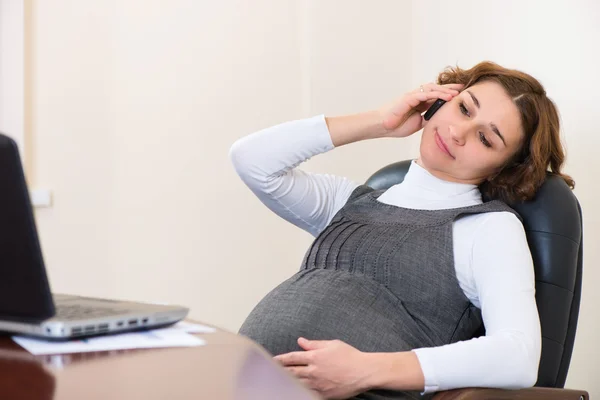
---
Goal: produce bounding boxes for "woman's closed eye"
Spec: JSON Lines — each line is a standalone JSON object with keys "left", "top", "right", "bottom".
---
{"left": 479, "top": 132, "right": 492, "bottom": 148}
{"left": 459, "top": 101, "right": 470, "bottom": 117}
{"left": 459, "top": 101, "right": 492, "bottom": 148}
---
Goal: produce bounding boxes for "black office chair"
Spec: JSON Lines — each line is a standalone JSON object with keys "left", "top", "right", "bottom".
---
{"left": 366, "top": 160, "right": 589, "bottom": 400}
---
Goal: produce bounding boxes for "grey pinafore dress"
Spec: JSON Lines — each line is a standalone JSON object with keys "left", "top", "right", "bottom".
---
{"left": 239, "top": 185, "right": 519, "bottom": 399}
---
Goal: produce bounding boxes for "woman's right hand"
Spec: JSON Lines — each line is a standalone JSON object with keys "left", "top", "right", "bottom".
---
{"left": 378, "top": 83, "right": 464, "bottom": 138}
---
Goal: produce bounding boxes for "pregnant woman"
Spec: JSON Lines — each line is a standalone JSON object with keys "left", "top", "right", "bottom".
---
{"left": 230, "top": 61, "right": 574, "bottom": 399}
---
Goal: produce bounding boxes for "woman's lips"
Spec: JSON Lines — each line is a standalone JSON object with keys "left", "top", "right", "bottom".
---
{"left": 435, "top": 130, "right": 454, "bottom": 159}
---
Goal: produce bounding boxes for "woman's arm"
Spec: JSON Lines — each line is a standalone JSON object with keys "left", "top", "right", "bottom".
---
{"left": 326, "top": 110, "right": 387, "bottom": 146}
{"left": 229, "top": 114, "right": 377, "bottom": 236}
{"left": 229, "top": 85, "right": 461, "bottom": 236}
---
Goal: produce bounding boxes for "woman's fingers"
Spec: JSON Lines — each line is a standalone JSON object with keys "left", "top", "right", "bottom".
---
{"left": 411, "top": 83, "right": 463, "bottom": 112}
{"left": 385, "top": 90, "right": 452, "bottom": 129}
{"left": 414, "top": 98, "right": 439, "bottom": 113}
{"left": 379, "top": 82, "right": 463, "bottom": 136}
{"left": 437, "top": 83, "right": 465, "bottom": 92}
{"left": 274, "top": 351, "right": 311, "bottom": 366}
{"left": 417, "top": 83, "right": 463, "bottom": 95}
{"left": 444, "top": 83, "right": 465, "bottom": 91}
{"left": 285, "top": 366, "right": 313, "bottom": 379}
{"left": 405, "top": 90, "right": 454, "bottom": 109}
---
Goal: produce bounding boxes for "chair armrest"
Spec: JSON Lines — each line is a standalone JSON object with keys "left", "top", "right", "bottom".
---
{"left": 432, "top": 387, "right": 589, "bottom": 400}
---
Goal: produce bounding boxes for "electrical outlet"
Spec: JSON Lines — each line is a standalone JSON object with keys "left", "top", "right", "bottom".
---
{"left": 31, "top": 189, "right": 52, "bottom": 208}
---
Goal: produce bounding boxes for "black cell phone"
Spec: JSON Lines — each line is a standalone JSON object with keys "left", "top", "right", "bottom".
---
{"left": 423, "top": 99, "right": 446, "bottom": 121}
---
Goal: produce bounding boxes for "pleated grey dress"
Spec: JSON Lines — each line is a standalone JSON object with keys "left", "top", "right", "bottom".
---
{"left": 239, "top": 185, "right": 519, "bottom": 399}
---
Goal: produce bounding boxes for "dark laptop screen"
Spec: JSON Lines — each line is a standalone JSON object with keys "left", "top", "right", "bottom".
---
{"left": 0, "top": 134, "right": 54, "bottom": 321}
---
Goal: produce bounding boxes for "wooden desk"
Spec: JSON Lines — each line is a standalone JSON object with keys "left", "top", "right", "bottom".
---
{"left": 0, "top": 323, "right": 320, "bottom": 400}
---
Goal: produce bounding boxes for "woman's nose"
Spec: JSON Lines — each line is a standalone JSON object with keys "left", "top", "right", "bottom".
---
{"left": 448, "top": 125, "right": 466, "bottom": 146}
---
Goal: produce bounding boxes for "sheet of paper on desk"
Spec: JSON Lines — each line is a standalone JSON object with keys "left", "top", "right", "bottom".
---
{"left": 12, "top": 322, "right": 210, "bottom": 356}
{"left": 159, "top": 321, "right": 216, "bottom": 334}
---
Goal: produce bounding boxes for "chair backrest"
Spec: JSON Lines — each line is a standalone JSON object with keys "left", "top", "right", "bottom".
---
{"left": 365, "top": 160, "right": 583, "bottom": 388}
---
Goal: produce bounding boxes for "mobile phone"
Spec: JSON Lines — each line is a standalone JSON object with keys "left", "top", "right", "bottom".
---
{"left": 423, "top": 99, "right": 446, "bottom": 121}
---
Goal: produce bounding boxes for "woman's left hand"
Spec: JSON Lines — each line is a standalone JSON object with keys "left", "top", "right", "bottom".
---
{"left": 274, "top": 338, "right": 377, "bottom": 399}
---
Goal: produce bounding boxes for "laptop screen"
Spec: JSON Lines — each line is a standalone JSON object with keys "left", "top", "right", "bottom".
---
{"left": 0, "top": 134, "right": 55, "bottom": 321}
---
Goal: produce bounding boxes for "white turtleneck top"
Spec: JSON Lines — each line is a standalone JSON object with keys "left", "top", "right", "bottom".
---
{"left": 229, "top": 115, "right": 541, "bottom": 393}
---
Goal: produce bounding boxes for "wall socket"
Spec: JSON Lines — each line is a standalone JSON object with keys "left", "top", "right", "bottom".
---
{"left": 31, "top": 189, "right": 52, "bottom": 208}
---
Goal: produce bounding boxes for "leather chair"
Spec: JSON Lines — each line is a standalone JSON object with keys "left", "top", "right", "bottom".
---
{"left": 366, "top": 160, "right": 589, "bottom": 400}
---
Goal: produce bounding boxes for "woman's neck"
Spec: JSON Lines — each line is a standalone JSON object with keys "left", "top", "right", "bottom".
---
{"left": 376, "top": 160, "right": 483, "bottom": 210}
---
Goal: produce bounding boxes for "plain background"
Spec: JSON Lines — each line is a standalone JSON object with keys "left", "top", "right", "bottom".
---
{"left": 8, "top": 0, "right": 600, "bottom": 395}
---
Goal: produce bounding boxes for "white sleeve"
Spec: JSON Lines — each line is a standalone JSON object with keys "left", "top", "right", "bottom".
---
{"left": 413, "top": 212, "right": 542, "bottom": 393}
{"left": 229, "top": 115, "right": 360, "bottom": 237}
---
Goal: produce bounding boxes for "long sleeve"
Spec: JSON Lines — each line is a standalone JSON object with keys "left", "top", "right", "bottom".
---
{"left": 229, "top": 115, "right": 360, "bottom": 237}
{"left": 413, "top": 212, "right": 541, "bottom": 393}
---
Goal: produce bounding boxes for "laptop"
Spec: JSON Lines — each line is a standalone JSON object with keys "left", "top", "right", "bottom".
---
{"left": 0, "top": 133, "right": 189, "bottom": 340}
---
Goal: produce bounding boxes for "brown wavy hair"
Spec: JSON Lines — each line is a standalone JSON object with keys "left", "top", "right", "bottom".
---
{"left": 437, "top": 61, "right": 574, "bottom": 203}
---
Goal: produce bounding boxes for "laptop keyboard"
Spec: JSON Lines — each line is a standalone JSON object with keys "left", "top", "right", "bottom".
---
{"left": 54, "top": 304, "right": 130, "bottom": 321}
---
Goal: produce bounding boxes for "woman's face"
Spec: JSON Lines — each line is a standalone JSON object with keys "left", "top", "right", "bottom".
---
{"left": 419, "top": 80, "right": 524, "bottom": 185}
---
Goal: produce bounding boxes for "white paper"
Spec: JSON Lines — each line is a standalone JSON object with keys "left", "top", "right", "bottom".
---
{"left": 12, "top": 322, "right": 209, "bottom": 356}
{"left": 161, "top": 321, "right": 216, "bottom": 334}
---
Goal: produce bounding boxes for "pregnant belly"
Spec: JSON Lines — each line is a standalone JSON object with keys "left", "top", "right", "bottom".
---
{"left": 238, "top": 269, "right": 428, "bottom": 356}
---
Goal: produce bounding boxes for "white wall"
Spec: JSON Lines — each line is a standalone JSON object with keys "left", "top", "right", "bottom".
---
{"left": 25, "top": 0, "right": 597, "bottom": 395}
{"left": 0, "top": 0, "right": 24, "bottom": 153}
